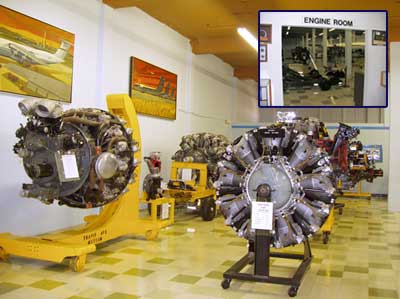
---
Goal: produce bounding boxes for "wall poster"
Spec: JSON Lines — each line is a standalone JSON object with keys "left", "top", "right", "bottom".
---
{"left": 0, "top": 5, "right": 74, "bottom": 103}
{"left": 130, "top": 57, "right": 177, "bottom": 120}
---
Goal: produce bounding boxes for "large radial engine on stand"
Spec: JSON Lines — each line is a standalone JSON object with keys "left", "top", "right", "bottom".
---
{"left": 13, "top": 98, "right": 138, "bottom": 208}
{"left": 172, "top": 132, "right": 230, "bottom": 185}
{"left": 215, "top": 115, "right": 336, "bottom": 248}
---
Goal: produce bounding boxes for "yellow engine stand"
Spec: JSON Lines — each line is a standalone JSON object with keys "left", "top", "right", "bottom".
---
{"left": 320, "top": 180, "right": 371, "bottom": 245}
{"left": 337, "top": 181, "right": 372, "bottom": 199}
{"left": 140, "top": 194, "right": 175, "bottom": 229}
{"left": 0, "top": 94, "right": 170, "bottom": 272}
{"left": 164, "top": 161, "right": 217, "bottom": 221}
{"left": 165, "top": 161, "right": 216, "bottom": 204}
{"left": 320, "top": 209, "right": 334, "bottom": 244}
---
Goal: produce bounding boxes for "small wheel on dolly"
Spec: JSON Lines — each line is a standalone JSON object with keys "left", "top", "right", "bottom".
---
{"left": 200, "top": 197, "right": 216, "bottom": 221}
{"left": 288, "top": 286, "right": 298, "bottom": 297}
{"left": 221, "top": 278, "right": 231, "bottom": 289}
{"left": 145, "top": 230, "right": 159, "bottom": 240}
{"left": 323, "top": 232, "right": 329, "bottom": 244}
{"left": 69, "top": 255, "right": 86, "bottom": 272}
{"left": 0, "top": 247, "right": 9, "bottom": 261}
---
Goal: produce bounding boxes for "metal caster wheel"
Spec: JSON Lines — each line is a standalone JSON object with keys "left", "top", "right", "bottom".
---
{"left": 69, "top": 255, "right": 86, "bottom": 272}
{"left": 288, "top": 286, "right": 298, "bottom": 297}
{"left": 200, "top": 197, "right": 216, "bottom": 221}
{"left": 323, "top": 232, "right": 329, "bottom": 244}
{"left": 221, "top": 278, "right": 231, "bottom": 289}
{"left": 0, "top": 247, "right": 9, "bottom": 261}
{"left": 145, "top": 230, "right": 159, "bottom": 240}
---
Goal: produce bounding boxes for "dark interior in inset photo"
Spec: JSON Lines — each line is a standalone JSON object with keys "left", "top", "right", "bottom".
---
{"left": 282, "top": 26, "right": 365, "bottom": 106}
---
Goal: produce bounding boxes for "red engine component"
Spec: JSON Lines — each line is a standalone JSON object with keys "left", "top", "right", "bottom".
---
{"left": 332, "top": 143, "right": 348, "bottom": 172}
{"left": 148, "top": 152, "right": 162, "bottom": 172}
{"left": 316, "top": 122, "right": 382, "bottom": 189}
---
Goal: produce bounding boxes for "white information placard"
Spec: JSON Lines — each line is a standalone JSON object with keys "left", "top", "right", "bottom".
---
{"left": 161, "top": 181, "right": 168, "bottom": 190}
{"left": 61, "top": 154, "right": 80, "bottom": 179}
{"left": 251, "top": 201, "right": 273, "bottom": 230}
{"left": 161, "top": 203, "right": 169, "bottom": 220}
{"left": 181, "top": 168, "right": 192, "bottom": 181}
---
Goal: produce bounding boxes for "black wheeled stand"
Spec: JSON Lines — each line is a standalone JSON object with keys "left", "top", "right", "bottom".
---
{"left": 220, "top": 185, "right": 313, "bottom": 297}
{"left": 221, "top": 237, "right": 312, "bottom": 297}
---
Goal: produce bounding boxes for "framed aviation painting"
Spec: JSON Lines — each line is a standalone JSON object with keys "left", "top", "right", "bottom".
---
{"left": 130, "top": 57, "right": 177, "bottom": 120}
{"left": 0, "top": 5, "right": 75, "bottom": 103}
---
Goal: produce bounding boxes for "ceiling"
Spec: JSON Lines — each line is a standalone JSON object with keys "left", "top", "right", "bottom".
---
{"left": 103, "top": 0, "right": 400, "bottom": 81}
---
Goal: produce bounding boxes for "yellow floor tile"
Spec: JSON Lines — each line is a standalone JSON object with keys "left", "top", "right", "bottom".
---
{"left": 0, "top": 199, "right": 399, "bottom": 299}
{"left": 29, "top": 279, "right": 66, "bottom": 290}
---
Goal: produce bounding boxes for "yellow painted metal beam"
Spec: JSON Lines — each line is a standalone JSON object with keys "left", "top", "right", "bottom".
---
{"left": 0, "top": 94, "right": 174, "bottom": 272}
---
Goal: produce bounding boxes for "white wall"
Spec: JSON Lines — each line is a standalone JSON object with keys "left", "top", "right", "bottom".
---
{"left": 260, "top": 11, "right": 387, "bottom": 106}
{"left": 100, "top": 6, "right": 191, "bottom": 188}
{"left": 190, "top": 54, "right": 234, "bottom": 137}
{"left": 100, "top": 7, "right": 258, "bottom": 190}
{"left": 234, "top": 79, "right": 259, "bottom": 123}
{"left": 231, "top": 123, "right": 389, "bottom": 195}
{"left": 388, "top": 42, "right": 400, "bottom": 211}
{"left": 0, "top": 0, "right": 102, "bottom": 236}
{"left": 0, "top": 0, "right": 259, "bottom": 235}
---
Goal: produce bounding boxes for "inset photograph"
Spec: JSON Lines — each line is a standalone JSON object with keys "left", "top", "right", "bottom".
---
{"left": 259, "top": 11, "right": 387, "bottom": 107}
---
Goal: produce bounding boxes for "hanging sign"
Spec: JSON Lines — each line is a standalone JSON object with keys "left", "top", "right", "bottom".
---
{"left": 303, "top": 17, "right": 354, "bottom": 27}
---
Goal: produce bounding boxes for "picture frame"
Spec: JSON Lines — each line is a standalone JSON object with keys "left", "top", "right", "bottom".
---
{"left": 260, "top": 43, "right": 268, "bottom": 62}
{"left": 130, "top": 57, "right": 177, "bottom": 120}
{"left": 0, "top": 5, "right": 75, "bottom": 103}
{"left": 372, "top": 30, "right": 386, "bottom": 46}
{"left": 260, "top": 24, "right": 272, "bottom": 43}
{"left": 380, "top": 71, "right": 386, "bottom": 87}
{"left": 363, "top": 144, "right": 383, "bottom": 163}
{"left": 259, "top": 79, "right": 272, "bottom": 107}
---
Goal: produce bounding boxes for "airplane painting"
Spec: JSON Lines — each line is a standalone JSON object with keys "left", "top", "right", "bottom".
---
{"left": 0, "top": 5, "right": 74, "bottom": 103}
{"left": 0, "top": 38, "right": 71, "bottom": 66}
{"left": 130, "top": 57, "right": 177, "bottom": 120}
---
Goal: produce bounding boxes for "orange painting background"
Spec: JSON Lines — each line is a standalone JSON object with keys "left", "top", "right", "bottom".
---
{"left": 131, "top": 58, "right": 177, "bottom": 101}
{"left": 0, "top": 5, "right": 74, "bottom": 54}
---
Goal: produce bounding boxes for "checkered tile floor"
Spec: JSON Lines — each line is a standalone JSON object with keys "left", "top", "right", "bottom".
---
{"left": 0, "top": 199, "right": 399, "bottom": 299}
{"left": 284, "top": 85, "right": 355, "bottom": 106}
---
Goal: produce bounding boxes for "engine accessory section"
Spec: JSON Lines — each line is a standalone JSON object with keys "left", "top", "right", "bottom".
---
{"left": 215, "top": 117, "right": 335, "bottom": 248}
{"left": 13, "top": 98, "right": 138, "bottom": 208}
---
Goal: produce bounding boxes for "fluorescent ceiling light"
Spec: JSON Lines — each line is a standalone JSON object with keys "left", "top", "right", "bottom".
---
{"left": 329, "top": 28, "right": 335, "bottom": 32}
{"left": 237, "top": 27, "right": 258, "bottom": 51}
{"left": 318, "top": 32, "right": 324, "bottom": 36}
{"left": 287, "top": 26, "right": 291, "bottom": 30}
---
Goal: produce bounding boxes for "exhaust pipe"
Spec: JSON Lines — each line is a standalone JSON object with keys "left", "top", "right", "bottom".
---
{"left": 18, "top": 98, "right": 40, "bottom": 116}
{"left": 35, "top": 101, "right": 63, "bottom": 118}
